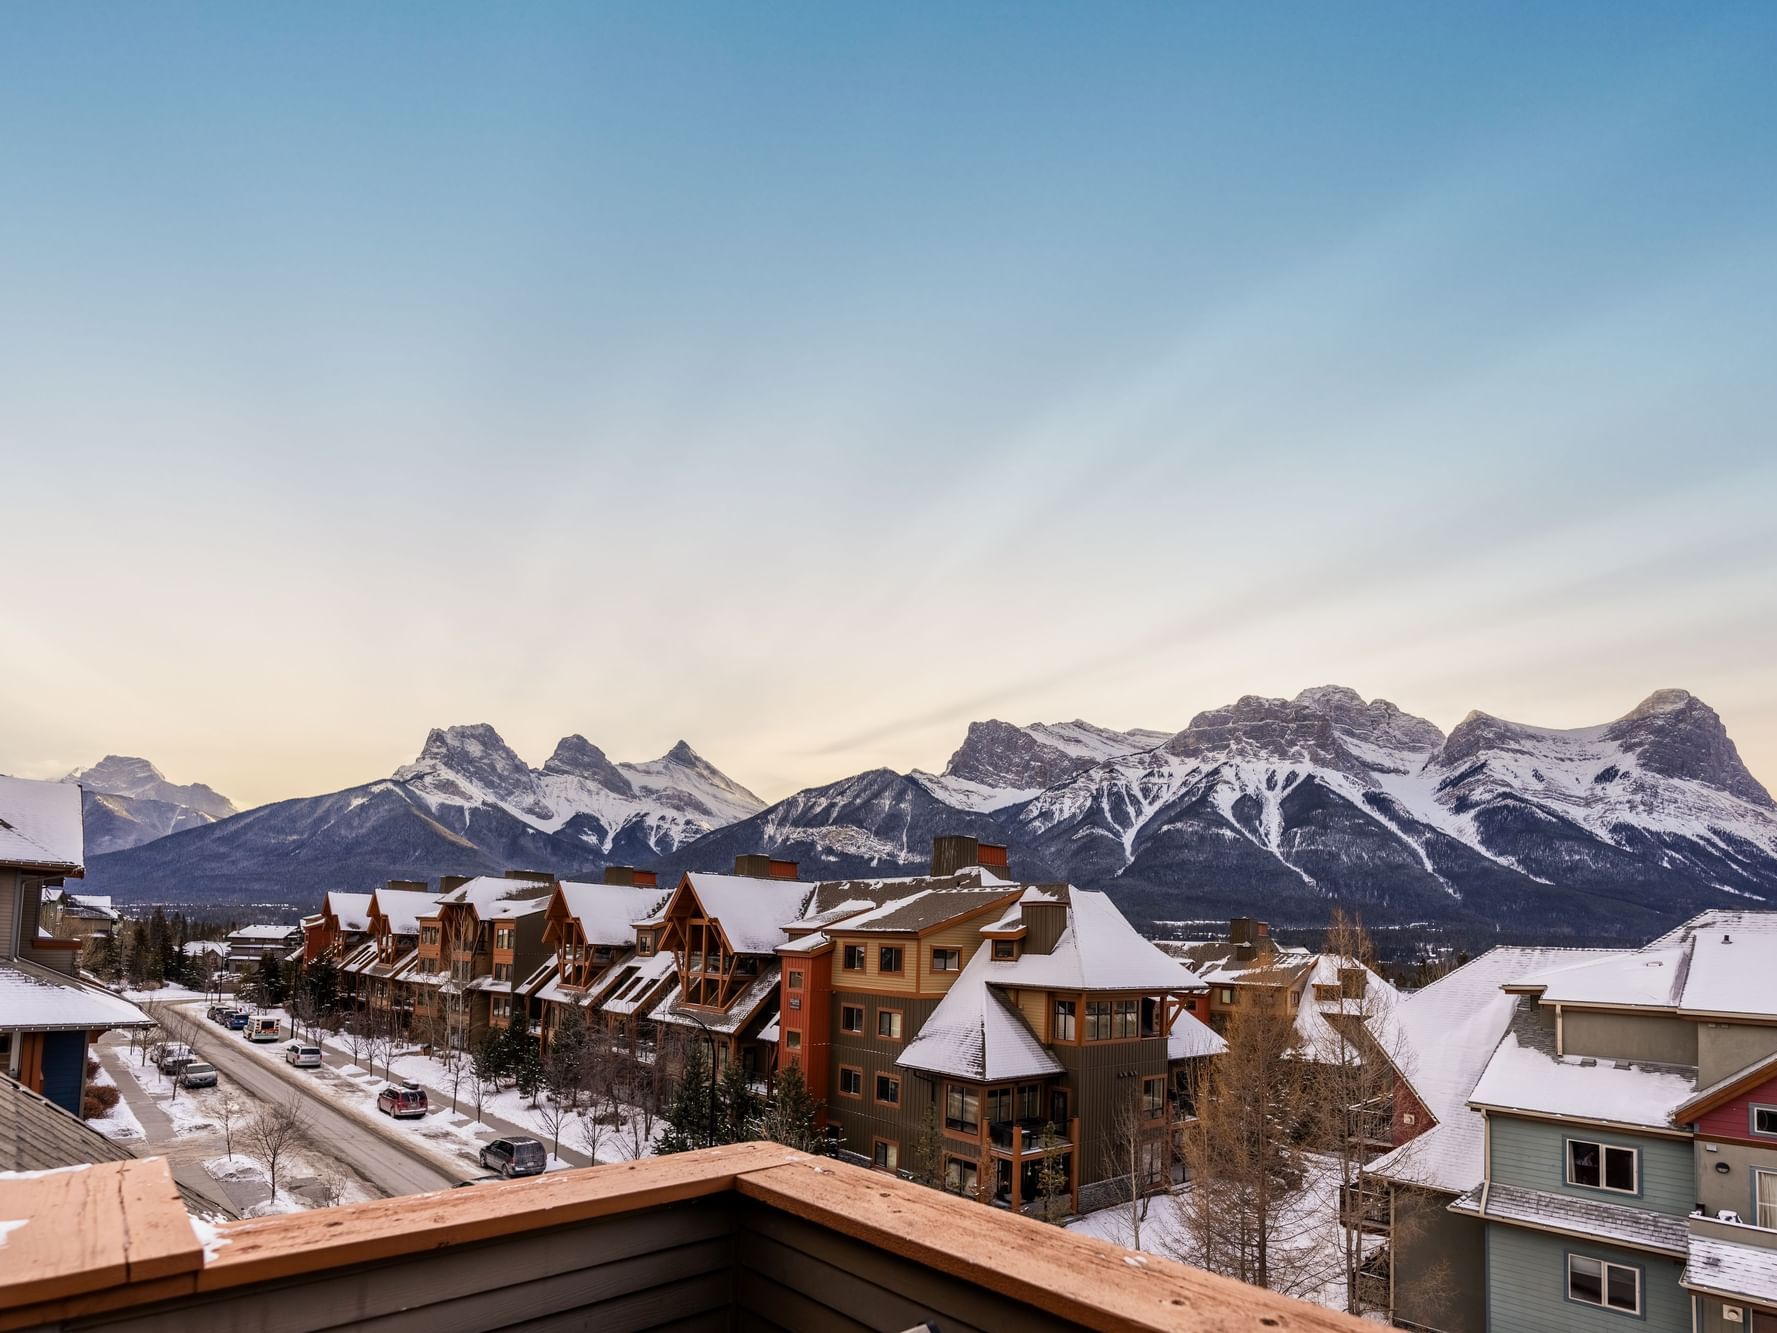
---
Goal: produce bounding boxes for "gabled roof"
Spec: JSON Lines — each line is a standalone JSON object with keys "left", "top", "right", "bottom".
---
{"left": 0, "top": 775, "right": 83, "bottom": 874}
{"left": 989, "top": 891, "right": 1206, "bottom": 992}
{"left": 825, "top": 888, "right": 1019, "bottom": 935}
{"left": 228, "top": 924, "right": 300, "bottom": 941}
{"left": 323, "top": 892, "right": 374, "bottom": 935}
{"left": 676, "top": 873, "right": 813, "bottom": 955}
{"left": 554, "top": 882, "right": 669, "bottom": 946}
{"left": 653, "top": 966, "right": 781, "bottom": 1037}
{"left": 1167, "top": 1007, "right": 1227, "bottom": 1061}
{"left": 897, "top": 948, "right": 1063, "bottom": 1083}
{"left": 433, "top": 876, "right": 554, "bottom": 917}
{"left": 368, "top": 887, "right": 442, "bottom": 936}
{"left": 1674, "top": 1048, "right": 1777, "bottom": 1122}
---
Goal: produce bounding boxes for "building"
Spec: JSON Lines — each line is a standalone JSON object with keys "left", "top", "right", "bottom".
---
{"left": 224, "top": 923, "right": 303, "bottom": 973}
{"left": 341, "top": 880, "right": 440, "bottom": 1028}
{"left": 1164, "top": 916, "right": 1319, "bottom": 1033}
{"left": 530, "top": 869, "right": 668, "bottom": 1048}
{"left": 404, "top": 874, "right": 552, "bottom": 1050}
{"left": 299, "top": 890, "right": 373, "bottom": 968}
{"left": 0, "top": 1143, "right": 1374, "bottom": 1333}
{"left": 1374, "top": 912, "right": 1777, "bottom": 1332}
{"left": 0, "top": 775, "right": 152, "bottom": 1114}
{"left": 39, "top": 887, "right": 120, "bottom": 965}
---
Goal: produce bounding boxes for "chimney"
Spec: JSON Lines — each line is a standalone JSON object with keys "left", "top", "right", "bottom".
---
{"left": 1229, "top": 917, "right": 1255, "bottom": 945}
{"left": 436, "top": 876, "right": 471, "bottom": 894}
{"left": 503, "top": 869, "right": 557, "bottom": 884}
{"left": 767, "top": 858, "right": 799, "bottom": 881}
{"left": 603, "top": 865, "right": 638, "bottom": 886}
{"left": 931, "top": 834, "right": 1007, "bottom": 878}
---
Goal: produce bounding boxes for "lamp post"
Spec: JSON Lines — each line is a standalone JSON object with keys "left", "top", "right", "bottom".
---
{"left": 680, "top": 1009, "right": 719, "bottom": 1147}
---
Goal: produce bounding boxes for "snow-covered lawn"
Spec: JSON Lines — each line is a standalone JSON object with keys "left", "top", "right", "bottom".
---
{"left": 203, "top": 1152, "right": 375, "bottom": 1217}
{"left": 1068, "top": 1157, "right": 1361, "bottom": 1314}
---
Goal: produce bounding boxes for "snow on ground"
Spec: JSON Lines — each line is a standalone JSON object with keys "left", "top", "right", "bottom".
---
{"left": 85, "top": 1059, "right": 145, "bottom": 1144}
{"left": 1067, "top": 1156, "right": 1360, "bottom": 1314}
{"left": 203, "top": 1151, "right": 374, "bottom": 1217}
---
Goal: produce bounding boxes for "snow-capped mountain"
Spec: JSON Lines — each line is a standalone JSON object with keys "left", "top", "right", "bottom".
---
{"left": 913, "top": 719, "right": 1169, "bottom": 811}
{"left": 60, "top": 755, "right": 238, "bottom": 854}
{"left": 393, "top": 724, "right": 766, "bottom": 858}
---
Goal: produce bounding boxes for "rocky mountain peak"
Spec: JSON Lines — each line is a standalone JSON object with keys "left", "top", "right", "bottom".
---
{"left": 943, "top": 719, "right": 1113, "bottom": 793}
{"left": 541, "top": 735, "right": 634, "bottom": 796}
{"left": 1293, "top": 685, "right": 1444, "bottom": 766}
{"left": 1165, "top": 694, "right": 1360, "bottom": 775}
{"left": 393, "top": 723, "right": 550, "bottom": 817}
{"left": 1605, "top": 690, "right": 1772, "bottom": 809}
{"left": 63, "top": 754, "right": 237, "bottom": 821}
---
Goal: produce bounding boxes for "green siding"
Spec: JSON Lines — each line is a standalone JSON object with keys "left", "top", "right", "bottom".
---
{"left": 1485, "top": 1224, "right": 1687, "bottom": 1332}
{"left": 1489, "top": 1115, "right": 1693, "bottom": 1215}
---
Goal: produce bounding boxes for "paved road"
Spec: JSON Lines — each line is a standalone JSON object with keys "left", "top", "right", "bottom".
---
{"left": 179, "top": 1018, "right": 467, "bottom": 1197}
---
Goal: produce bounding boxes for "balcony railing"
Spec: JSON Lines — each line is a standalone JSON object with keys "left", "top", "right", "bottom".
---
{"left": 987, "top": 1119, "right": 1072, "bottom": 1153}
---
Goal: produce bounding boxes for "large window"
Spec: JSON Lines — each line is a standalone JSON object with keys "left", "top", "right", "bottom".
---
{"left": 879, "top": 946, "right": 904, "bottom": 974}
{"left": 1567, "top": 1140, "right": 1638, "bottom": 1194}
{"left": 875, "top": 1074, "right": 901, "bottom": 1106}
{"left": 1018, "top": 1082, "right": 1042, "bottom": 1121}
{"left": 1113, "top": 999, "right": 1139, "bottom": 1039}
{"left": 1053, "top": 1000, "right": 1076, "bottom": 1042}
{"left": 873, "top": 1140, "right": 899, "bottom": 1172}
{"left": 1142, "top": 1076, "right": 1164, "bottom": 1120}
{"left": 945, "top": 1084, "right": 979, "bottom": 1134}
{"left": 876, "top": 1009, "right": 903, "bottom": 1040}
{"left": 838, "top": 1066, "right": 863, "bottom": 1098}
{"left": 931, "top": 948, "right": 960, "bottom": 972}
{"left": 944, "top": 1156, "right": 978, "bottom": 1196}
{"left": 1754, "top": 1105, "right": 1777, "bottom": 1138}
{"left": 842, "top": 944, "right": 865, "bottom": 971}
{"left": 1758, "top": 1169, "right": 1777, "bottom": 1230}
{"left": 1085, "top": 1001, "right": 1113, "bottom": 1041}
{"left": 840, "top": 1005, "right": 864, "bottom": 1034}
{"left": 986, "top": 1087, "right": 1012, "bottom": 1124}
{"left": 1567, "top": 1254, "right": 1640, "bottom": 1313}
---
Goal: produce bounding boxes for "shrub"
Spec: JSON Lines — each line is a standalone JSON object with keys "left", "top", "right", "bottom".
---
{"left": 83, "top": 1084, "right": 121, "bottom": 1119}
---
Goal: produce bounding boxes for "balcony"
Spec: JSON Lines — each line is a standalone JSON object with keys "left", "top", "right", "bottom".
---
{"left": 0, "top": 1144, "right": 1375, "bottom": 1333}
{"left": 987, "top": 1118, "right": 1072, "bottom": 1155}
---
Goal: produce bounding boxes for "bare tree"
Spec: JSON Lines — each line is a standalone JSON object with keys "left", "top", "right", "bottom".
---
{"left": 1105, "top": 1092, "right": 1160, "bottom": 1250}
{"left": 216, "top": 1091, "right": 248, "bottom": 1161}
{"left": 244, "top": 1095, "right": 309, "bottom": 1200}
{"left": 311, "top": 1170, "right": 349, "bottom": 1209}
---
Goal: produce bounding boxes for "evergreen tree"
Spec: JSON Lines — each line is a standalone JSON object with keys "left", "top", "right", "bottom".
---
{"left": 95, "top": 931, "right": 124, "bottom": 983}
{"left": 760, "top": 1061, "right": 823, "bottom": 1154}
{"left": 909, "top": 1103, "right": 945, "bottom": 1187}
{"left": 547, "top": 1006, "right": 590, "bottom": 1101}
{"left": 505, "top": 1017, "right": 544, "bottom": 1102}
{"left": 1033, "top": 1124, "right": 1071, "bottom": 1223}
{"left": 126, "top": 923, "right": 151, "bottom": 986}
{"left": 657, "top": 1042, "right": 716, "bottom": 1155}
{"left": 304, "top": 959, "right": 340, "bottom": 1018}
{"left": 717, "top": 1060, "right": 757, "bottom": 1143}
{"left": 472, "top": 1034, "right": 504, "bottom": 1092}
{"left": 256, "top": 952, "right": 288, "bottom": 1007}
{"left": 146, "top": 909, "right": 171, "bottom": 983}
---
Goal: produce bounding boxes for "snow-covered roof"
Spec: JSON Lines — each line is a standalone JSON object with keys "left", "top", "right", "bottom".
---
{"left": 897, "top": 948, "right": 1064, "bottom": 1083}
{"left": 555, "top": 882, "right": 669, "bottom": 945}
{"left": 758, "top": 1015, "right": 780, "bottom": 1044}
{"left": 1162, "top": 938, "right": 1315, "bottom": 987}
{"left": 0, "top": 962, "right": 152, "bottom": 1031}
{"left": 435, "top": 876, "right": 553, "bottom": 916}
{"left": 652, "top": 967, "right": 780, "bottom": 1037}
{"left": 826, "top": 888, "right": 1017, "bottom": 935}
{"left": 0, "top": 775, "right": 83, "bottom": 873}
{"left": 227, "top": 924, "right": 300, "bottom": 941}
{"left": 680, "top": 873, "right": 812, "bottom": 955}
{"left": 1506, "top": 945, "right": 1690, "bottom": 1008}
{"left": 323, "top": 892, "right": 373, "bottom": 935}
{"left": 1468, "top": 1005, "right": 1696, "bottom": 1131}
{"left": 1292, "top": 956, "right": 1401, "bottom": 1065}
{"left": 1683, "top": 1233, "right": 1777, "bottom": 1306}
{"left": 486, "top": 897, "right": 548, "bottom": 921}
{"left": 1368, "top": 946, "right": 1615, "bottom": 1194}
{"left": 1511, "top": 911, "right": 1777, "bottom": 1019}
{"left": 1167, "top": 1007, "right": 1227, "bottom": 1061}
{"left": 364, "top": 945, "right": 419, "bottom": 980}
{"left": 1676, "top": 1049, "right": 1777, "bottom": 1122}
{"left": 369, "top": 888, "right": 441, "bottom": 936}
{"left": 599, "top": 950, "right": 677, "bottom": 1017}
{"left": 339, "top": 940, "right": 379, "bottom": 974}
{"left": 181, "top": 940, "right": 227, "bottom": 956}
{"left": 990, "top": 890, "right": 1206, "bottom": 992}
{"left": 1450, "top": 1182, "right": 1688, "bottom": 1257}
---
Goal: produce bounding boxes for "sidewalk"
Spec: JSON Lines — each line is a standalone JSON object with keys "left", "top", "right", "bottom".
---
{"left": 95, "top": 1042, "right": 255, "bottom": 1216}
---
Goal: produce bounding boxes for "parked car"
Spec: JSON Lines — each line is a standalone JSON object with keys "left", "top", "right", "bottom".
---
{"left": 206, "top": 1005, "right": 227, "bottom": 1023}
{"left": 152, "top": 1043, "right": 195, "bottom": 1072}
{"left": 225, "top": 1011, "right": 251, "bottom": 1030}
{"left": 376, "top": 1082, "right": 428, "bottom": 1119}
{"left": 478, "top": 1137, "right": 547, "bottom": 1178}
{"left": 246, "top": 1017, "right": 283, "bottom": 1043}
{"left": 452, "top": 1176, "right": 506, "bottom": 1188}
{"left": 177, "top": 1063, "right": 218, "bottom": 1089}
{"left": 285, "top": 1043, "right": 323, "bottom": 1068}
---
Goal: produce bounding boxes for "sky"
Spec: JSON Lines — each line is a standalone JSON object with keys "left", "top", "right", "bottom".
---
{"left": 2, "top": 3, "right": 1775, "bottom": 809}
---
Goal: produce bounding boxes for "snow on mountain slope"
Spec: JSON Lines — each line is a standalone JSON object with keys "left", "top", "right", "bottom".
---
{"left": 913, "top": 717, "right": 1170, "bottom": 812}
{"left": 58, "top": 755, "right": 239, "bottom": 854}
{"left": 394, "top": 724, "right": 765, "bottom": 858}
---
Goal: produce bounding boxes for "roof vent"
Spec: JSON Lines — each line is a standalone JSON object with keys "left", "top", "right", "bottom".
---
{"left": 1578, "top": 1058, "right": 1597, "bottom": 1068}
{"left": 1723, "top": 933, "right": 1733, "bottom": 944}
{"left": 1614, "top": 1061, "right": 1633, "bottom": 1071}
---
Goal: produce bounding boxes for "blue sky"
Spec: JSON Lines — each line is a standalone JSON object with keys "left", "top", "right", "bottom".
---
{"left": 2, "top": 4, "right": 1775, "bottom": 805}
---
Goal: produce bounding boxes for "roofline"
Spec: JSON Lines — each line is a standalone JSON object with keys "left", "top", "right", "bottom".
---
{"left": 1673, "top": 1050, "right": 1777, "bottom": 1121}
{"left": 1464, "top": 1102, "right": 1689, "bottom": 1140}
{"left": 1, "top": 859, "right": 84, "bottom": 877}
{"left": 1678, "top": 1276, "right": 1777, "bottom": 1310}
{"left": 1530, "top": 998, "right": 1682, "bottom": 1016}
{"left": 1678, "top": 1008, "right": 1777, "bottom": 1026}
{"left": 1450, "top": 1198, "right": 1687, "bottom": 1258}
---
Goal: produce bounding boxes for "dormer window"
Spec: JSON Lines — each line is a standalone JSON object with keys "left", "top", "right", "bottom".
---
{"left": 990, "top": 939, "right": 1016, "bottom": 961}
{"left": 637, "top": 933, "right": 654, "bottom": 956}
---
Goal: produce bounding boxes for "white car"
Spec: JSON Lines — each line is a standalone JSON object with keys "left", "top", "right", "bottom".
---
{"left": 284, "top": 1044, "right": 323, "bottom": 1068}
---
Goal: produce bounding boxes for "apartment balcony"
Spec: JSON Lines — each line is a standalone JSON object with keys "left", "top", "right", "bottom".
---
{"left": 987, "top": 1117, "right": 1070, "bottom": 1154}
{"left": 0, "top": 1144, "right": 1375, "bottom": 1333}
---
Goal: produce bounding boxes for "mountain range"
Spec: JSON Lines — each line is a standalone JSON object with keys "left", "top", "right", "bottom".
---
{"left": 62, "top": 756, "right": 239, "bottom": 855}
{"left": 72, "top": 687, "right": 1777, "bottom": 942}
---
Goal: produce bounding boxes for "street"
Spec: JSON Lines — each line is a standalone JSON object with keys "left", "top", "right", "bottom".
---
{"left": 175, "top": 1011, "right": 468, "bottom": 1197}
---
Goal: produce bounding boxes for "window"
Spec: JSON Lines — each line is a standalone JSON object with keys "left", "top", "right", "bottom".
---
{"left": 876, "top": 1009, "right": 903, "bottom": 1040}
{"left": 840, "top": 1005, "right": 865, "bottom": 1034}
{"left": 1567, "top": 1140, "right": 1638, "bottom": 1194}
{"left": 1113, "top": 998, "right": 1138, "bottom": 1039}
{"left": 838, "top": 1066, "right": 863, "bottom": 1098}
{"left": 787, "top": 969, "right": 804, "bottom": 990}
{"left": 986, "top": 1087, "right": 1012, "bottom": 1124}
{"left": 1142, "top": 1076, "right": 1164, "bottom": 1119}
{"left": 1053, "top": 1000, "right": 1076, "bottom": 1042}
{"left": 637, "top": 933, "right": 654, "bottom": 957}
{"left": 1754, "top": 1105, "right": 1777, "bottom": 1137}
{"left": 875, "top": 1074, "right": 901, "bottom": 1106}
{"left": 494, "top": 926, "right": 514, "bottom": 949}
{"left": 842, "top": 944, "right": 866, "bottom": 971}
{"left": 1757, "top": 1169, "right": 1777, "bottom": 1230}
{"left": 879, "top": 946, "right": 904, "bottom": 974}
{"left": 873, "top": 1139, "right": 899, "bottom": 1172}
{"left": 931, "top": 948, "right": 960, "bottom": 972}
{"left": 1018, "top": 1082, "right": 1041, "bottom": 1121}
{"left": 421, "top": 926, "right": 440, "bottom": 946}
{"left": 1218, "top": 987, "right": 1235, "bottom": 1005}
{"left": 785, "top": 1030, "right": 802, "bottom": 1050}
{"left": 492, "top": 963, "right": 512, "bottom": 981}
{"left": 991, "top": 939, "right": 1016, "bottom": 960}
{"left": 491, "top": 995, "right": 511, "bottom": 1019}
{"left": 1141, "top": 996, "right": 1162, "bottom": 1038}
{"left": 944, "top": 1156, "right": 978, "bottom": 1196}
{"left": 945, "top": 1084, "right": 980, "bottom": 1134}
{"left": 1567, "top": 1254, "right": 1640, "bottom": 1313}
{"left": 1086, "top": 1001, "right": 1113, "bottom": 1041}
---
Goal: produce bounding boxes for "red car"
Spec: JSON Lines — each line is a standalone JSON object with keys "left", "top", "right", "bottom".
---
{"left": 376, "top": 1082, "right": 428, "bottom": 1119}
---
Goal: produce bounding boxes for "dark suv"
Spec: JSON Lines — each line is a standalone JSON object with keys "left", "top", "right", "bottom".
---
{"left": 478, "top": 1136, "right": 547, "bottom": 1177}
